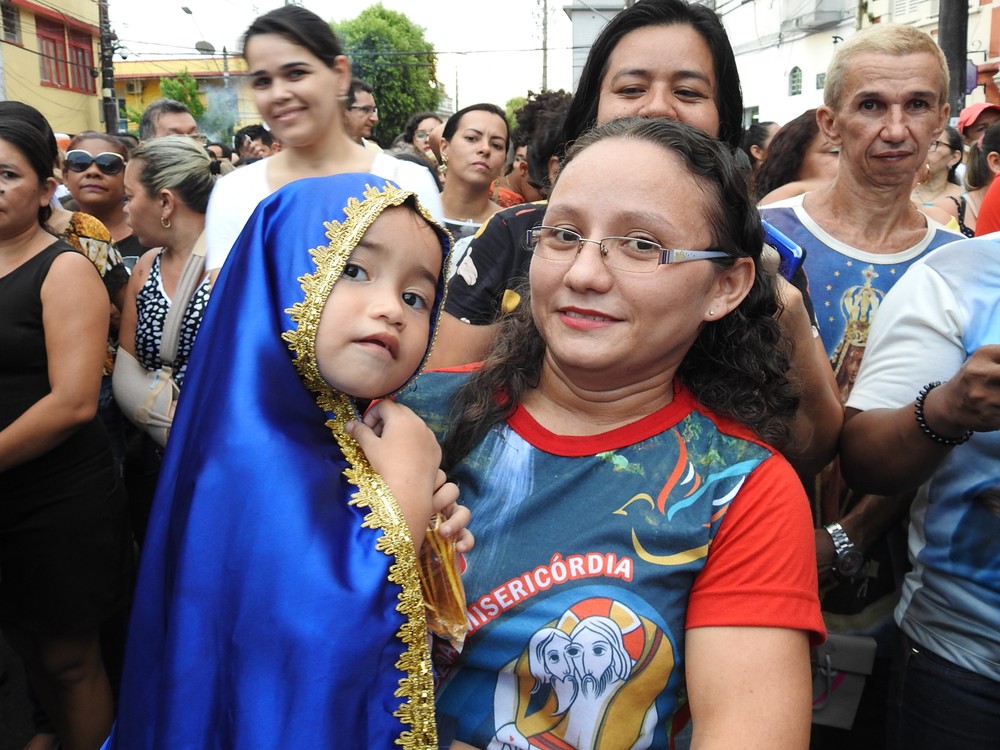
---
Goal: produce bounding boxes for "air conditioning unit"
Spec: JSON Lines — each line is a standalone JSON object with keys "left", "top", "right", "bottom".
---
{"left": 125, "top": 80, "right": 143, "bottom": 95}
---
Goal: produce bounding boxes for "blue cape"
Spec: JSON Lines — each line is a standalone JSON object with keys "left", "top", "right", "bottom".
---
{"left": 108, "top": 174, "right": 451, "bottom": 749}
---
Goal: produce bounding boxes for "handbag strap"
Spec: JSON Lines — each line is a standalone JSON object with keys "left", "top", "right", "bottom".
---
{"left": 159, "top": 232, "right": 207, "bottom": 367}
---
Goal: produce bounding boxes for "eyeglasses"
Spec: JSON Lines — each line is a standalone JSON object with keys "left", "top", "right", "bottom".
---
{"left": 929, "top": 140, "right": 952, "bottom": 152}
{"left": 526, "top": 226, "right": 731, "bottom": 273}
{"left": 414, "top": 131, "right": 431, "bottom": 140}
{"left": 64, "top": 150, "right": 126, "bottom": 175}
{"left": 348, "top": 105, "right": 378, "bottom": 115}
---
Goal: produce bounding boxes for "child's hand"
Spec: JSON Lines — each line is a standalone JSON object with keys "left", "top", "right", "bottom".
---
{"left": 432, "top": 469, "right": 473, "bottom": 553}
{"left": 348, "top": 400, "right": 442, "bottom": 549}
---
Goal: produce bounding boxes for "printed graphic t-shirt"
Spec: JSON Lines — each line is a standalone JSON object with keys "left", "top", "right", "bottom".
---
{"left": 398, "top": 370, "right": 823, "bottom": 750}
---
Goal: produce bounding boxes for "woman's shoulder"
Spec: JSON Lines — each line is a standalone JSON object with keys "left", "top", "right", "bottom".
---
{"left": 395, "top": 366, "right": 477, "bottom": 433}
{"left": 67, "top": 211, "right": 113, "bottom": 243}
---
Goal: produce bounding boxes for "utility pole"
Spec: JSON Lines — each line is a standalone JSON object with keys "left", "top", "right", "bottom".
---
{"left": 541, "top": 0, "right": 548, "bottom": 90}
{"left": 97, "top": 0, "right": 119, "bottom": 133}
{"left": 938, "top": 0, "right": 969, "bottom": 116}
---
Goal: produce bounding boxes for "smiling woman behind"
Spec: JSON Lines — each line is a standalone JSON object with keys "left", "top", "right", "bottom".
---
{"left": 203, "top": 5, "right": 443, "bottom": 277}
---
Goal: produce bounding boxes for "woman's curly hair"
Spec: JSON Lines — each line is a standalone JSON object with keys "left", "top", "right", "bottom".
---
{"left": 441, "top": 117, "right": 799, "bottom": 471}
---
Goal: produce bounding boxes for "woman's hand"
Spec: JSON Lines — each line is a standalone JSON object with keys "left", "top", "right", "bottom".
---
{"left": 349, "top": 400, "right": 445, "bottom": 550}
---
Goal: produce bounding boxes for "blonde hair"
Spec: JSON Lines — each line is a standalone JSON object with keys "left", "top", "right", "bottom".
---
{"left": 824, "top": 25, "right": 949, "bottom": 109}
{"left": 130, "top": 135, "right": 216, "bottom": 214}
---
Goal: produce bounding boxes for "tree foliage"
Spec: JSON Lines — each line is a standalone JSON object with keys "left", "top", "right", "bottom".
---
{"left": 334, "top": 3, "right": 440, "bottom": 146}
{"left": 159, "top": 70, "right": 205, "bottom": 120}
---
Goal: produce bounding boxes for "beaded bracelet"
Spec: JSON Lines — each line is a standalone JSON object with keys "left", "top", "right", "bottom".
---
{"left": 914, "top": 381, "right": 973, "bottom": 446}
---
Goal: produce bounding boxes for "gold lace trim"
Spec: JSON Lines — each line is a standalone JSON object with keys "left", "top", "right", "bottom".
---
{"left": 283, "top": 183, "right": 439, "bottom": 749}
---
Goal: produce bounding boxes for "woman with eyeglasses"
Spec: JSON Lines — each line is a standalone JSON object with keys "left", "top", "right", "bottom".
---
{"left": 63, "top": 132, "right": 151, "bottom": 259}
{"left": 0, "top": 100, "right": 132, "bottom": 750}
{"left": 402, "top": 111, "right": 444, "bottom": 164}
{"left": 398, "top": 117, "right": 823, "bottom": 750}
{"left": 912, "top": 126, "right": 964, "bottom": 210}
{"left": 203, "top": 5, "right": 443, "bottom": 278}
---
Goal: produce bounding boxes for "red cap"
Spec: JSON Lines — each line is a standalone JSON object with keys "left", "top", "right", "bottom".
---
{"left": 957, "top": 102, "right": 1000, "bottom": 134}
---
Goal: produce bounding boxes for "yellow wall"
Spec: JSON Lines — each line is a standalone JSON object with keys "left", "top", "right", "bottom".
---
{"left": 115, "top": 56, "right": 260, "bottom": 135}
{"left": 2, "top": 0, "right": 104, "bottom": 134}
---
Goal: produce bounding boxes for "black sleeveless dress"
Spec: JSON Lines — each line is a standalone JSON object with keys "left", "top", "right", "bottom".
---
{"left": 0, "top": 241, "right": 132, "bottom": 633}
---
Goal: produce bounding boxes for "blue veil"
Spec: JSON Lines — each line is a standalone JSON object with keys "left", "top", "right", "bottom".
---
{"left": 108, "top": 174, "right": 451, "bottom": 749}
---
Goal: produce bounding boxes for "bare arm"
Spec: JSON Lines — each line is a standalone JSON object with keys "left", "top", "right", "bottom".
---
{"left": 687, "top": 626, "right": 812, "bottom": 750}
{"left": 776, "top": 277, "right": 843, "bottom": 477}
{"left": 116, "top": 250, "right": 155, "bottom": 357}
{"left": 840, "top": 345, "right": 1000, "bottom": 494}
{"left": 0, "top": 252, "right": 108, "bottom": 472}
{"left": 427, "top": 312, "right": 498, "bottom": 369}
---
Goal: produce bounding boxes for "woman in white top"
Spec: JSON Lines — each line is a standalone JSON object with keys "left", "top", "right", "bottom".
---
{"left": 204, "top": 5, "right": 443, "bottom": 274}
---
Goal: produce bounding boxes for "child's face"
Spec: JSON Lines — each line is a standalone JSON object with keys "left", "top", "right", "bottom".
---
{"left": 315, "top": 206, "right": 443, "bottom": 399}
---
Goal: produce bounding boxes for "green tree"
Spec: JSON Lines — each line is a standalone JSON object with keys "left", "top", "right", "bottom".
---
{"left": 334, "top": 4, "right": 440, "bottom": 147}
{"left": 159, "top": 69, "right": 205, "bottom": 120}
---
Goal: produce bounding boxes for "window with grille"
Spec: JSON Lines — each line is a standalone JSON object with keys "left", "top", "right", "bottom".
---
{"left": 69, "top": 32, "right": 96, "bottom": 92}
{"left": 1, "top": 1, "right": 20, "bottom": 43}
{"left": 37, "top": 17, "right": 95, "bottom": 92}
{"left": 789, "top": 66, "right": 802, "bottom": 96}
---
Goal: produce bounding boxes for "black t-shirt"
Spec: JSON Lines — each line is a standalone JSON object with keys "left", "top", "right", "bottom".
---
{"left": 445, "top": 202, "right": 546, "bottom": 325}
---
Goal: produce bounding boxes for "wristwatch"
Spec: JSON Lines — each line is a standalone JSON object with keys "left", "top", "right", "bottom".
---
{"left": 824, "top": 522, "right": 864, "bottom": 577}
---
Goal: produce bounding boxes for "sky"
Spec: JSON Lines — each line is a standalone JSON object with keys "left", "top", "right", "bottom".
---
{"left": 108, "top": 0, "right": 576, "bottom": 109}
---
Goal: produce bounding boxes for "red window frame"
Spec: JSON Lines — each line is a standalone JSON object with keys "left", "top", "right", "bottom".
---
{"left": 37, "top": 17, "right": 68, "bottom": 87}
{"left": 68, "top": 31, "right": 95, "bottom": 92}
{"left": 37, "top": 17, "right": 95, "bottom": 93}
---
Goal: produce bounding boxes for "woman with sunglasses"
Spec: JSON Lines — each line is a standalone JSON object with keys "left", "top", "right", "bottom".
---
{"left": 64, "top": 132, "right": 150, "bottom": 259}
{"left": 0, "top": 99, "right": 132, "bottom": 750}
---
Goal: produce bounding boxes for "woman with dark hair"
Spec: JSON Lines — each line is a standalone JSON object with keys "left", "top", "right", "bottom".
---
{"left": 755, "top": 109, "right": 840, "bottom": 203}
{"left": 741, "top": 120, "right": 779, "bottom": 187}
{"left": 204, "top": 4, "right": 443, "bottom": 276}
{"left": 0, "top": 105, "right": 131, "bottom": 750}
{"left": 911, "top": 126, "right": 963, "bottom": 204}
{"left": 438, "top": 102, "right": 510, "bottom": 261}
{"left": 401, "top": 117, "right": 824, "bottom": 749}
{"left": 64, "top": 131, "right": 151, "bottom": 259}
{"left": 559, "top": 0, "right": 746, "bottom": 151}
{"left": 402, "top": 110, "right": 444, "bottom": 164}
{"left": 945, "top": 121, "right": 1000, "bottom": 236}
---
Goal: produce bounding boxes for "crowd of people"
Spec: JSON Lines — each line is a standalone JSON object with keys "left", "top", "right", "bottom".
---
{"left": 0, "top": 1, "right": 997, "bottom": 749}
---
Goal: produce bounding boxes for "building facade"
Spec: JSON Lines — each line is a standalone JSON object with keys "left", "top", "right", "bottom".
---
{"left": 1, "top": 0, "right": 104, "bottom": 133}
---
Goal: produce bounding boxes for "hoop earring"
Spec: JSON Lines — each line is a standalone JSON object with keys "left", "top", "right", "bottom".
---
{"left": 918, "top": 162, "right": 931, "bottom": 185}
{"left": 161, "top": 216, "right": 171, "bottom": 229}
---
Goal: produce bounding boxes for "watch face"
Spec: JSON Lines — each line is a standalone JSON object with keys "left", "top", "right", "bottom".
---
{"left": 838, "top": 549, "right": 865, "bottom": 577}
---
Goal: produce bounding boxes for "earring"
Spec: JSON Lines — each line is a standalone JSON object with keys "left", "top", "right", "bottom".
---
{"left": 708, "top": 309, "right": 716, "bottom": 317}
{"left": 161, "top": 216, "right": 171, "bottom": 229}
{"left": 918, "top": 162, "right": 931, "bottom": 185}
{"left": 438, "top": 155, "right": 448, "bottom": 179}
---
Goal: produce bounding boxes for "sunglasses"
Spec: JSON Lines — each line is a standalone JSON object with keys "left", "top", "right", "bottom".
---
{"left": 64, "top": 150, "right": 126, "bottom": 175}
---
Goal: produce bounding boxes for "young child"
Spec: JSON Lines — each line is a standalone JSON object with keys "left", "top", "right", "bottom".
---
{"left": 106, "top": 174, "right": 469, "bottom": 749}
